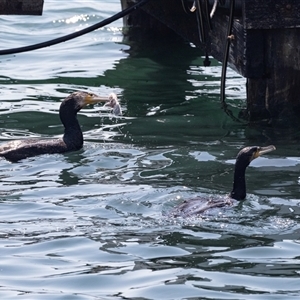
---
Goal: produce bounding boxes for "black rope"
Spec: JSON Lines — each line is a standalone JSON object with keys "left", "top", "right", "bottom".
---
{"left": 183, "top": 1, "right": 211, "bottom": 66}
{"left": 0, "top": 0, "right": 151, "bottom": 56}
{"left": 204, "top": 0, "right": 213, "bottom": 30}
{"left": 210, "top": 0, "right": 218, "bottom": 18}
{"left": 181, "top": 0, "right": 194, "bottom": 14}
{"left": 195, "top": 0, "right": 205, "bottom": 43}
{"left": 203, "top": 0, "right": 212, "bottom": 67}
{"left": 203, "top": 52, "right": 211, "bottom": 66}
{"left": 220, "top": 0, "right": 242, "bottom": 123}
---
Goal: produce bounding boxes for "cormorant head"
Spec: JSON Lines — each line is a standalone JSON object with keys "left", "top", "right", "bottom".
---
{"left": 236, "top": 145, "right": 276, "bottom": 168}
{"left": 230, "top": 145, "right": 276, "bottom": 200}
{"left": 59, "top": 91, "right": 112, "bottom": 125}
{"left": 61, "top": 91, "right": 112, "bottom": 112}
{"left": 72, "top": 91, "right": 111, "bottom": 111}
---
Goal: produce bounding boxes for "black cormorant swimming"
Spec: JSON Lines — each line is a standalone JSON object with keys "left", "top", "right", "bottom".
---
{"left": 0, "top": 91, "right": 114, "bottom": 162}
{"left": 171, "top": 145, "right": 276, "bottom": 217}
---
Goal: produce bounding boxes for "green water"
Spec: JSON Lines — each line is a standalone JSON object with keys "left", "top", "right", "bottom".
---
{"left": 0, "top": 1, "right": 300, "bottom": 299}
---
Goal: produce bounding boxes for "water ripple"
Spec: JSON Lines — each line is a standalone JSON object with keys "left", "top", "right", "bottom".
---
{"left": 0, "top": 0, "right": 299, "bottom": 299}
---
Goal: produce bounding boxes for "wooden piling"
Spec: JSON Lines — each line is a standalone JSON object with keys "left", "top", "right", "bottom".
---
{"left": 0, "top": 0, "right": 44, "bottom": 15}
{"left": 121, "top": 0, "right": 300, "bottom": 123}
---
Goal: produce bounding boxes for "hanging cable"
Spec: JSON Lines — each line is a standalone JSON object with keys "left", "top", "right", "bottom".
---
{"left": 204, "top": 0, "right": 213, "bottom": 30}
{"left": 210, "top": 0, "right": 218, "bottom": 18}
{"left": 181, "top": 0, "right": 194, "bottom": 14}
{"left": 195, "top": 0, "right": 205, "bottom": 43}
{"left": 203, "top": 52, "right": 211, "bottom": 66}
{"left": 186, "top": 0, "right": 211, "bottom": 66}
{"left": 0, "top": 0, "right": 151, "bottom": 56}
{"left": 220, "top": 0, "right": 242, "bottom": 122}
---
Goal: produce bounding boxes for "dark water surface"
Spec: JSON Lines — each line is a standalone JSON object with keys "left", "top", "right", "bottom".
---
{"left": 0, "top": 1, "right": 300, "bottom": 299}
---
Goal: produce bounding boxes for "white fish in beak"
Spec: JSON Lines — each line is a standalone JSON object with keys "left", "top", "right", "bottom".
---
{"left": 104, "top": 93, "right": 122, "bottom": 116}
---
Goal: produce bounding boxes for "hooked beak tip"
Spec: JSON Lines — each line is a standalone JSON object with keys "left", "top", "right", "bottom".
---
{"left": 257, "top": 145, "right": 276, "bottom": 157}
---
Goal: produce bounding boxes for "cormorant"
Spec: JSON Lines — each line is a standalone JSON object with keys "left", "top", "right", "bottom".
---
{"left": 171, "top": 145, "right": 276, "bottom": 217}
{"left": 0, "top": 91, "right": 114, "bottom": 162}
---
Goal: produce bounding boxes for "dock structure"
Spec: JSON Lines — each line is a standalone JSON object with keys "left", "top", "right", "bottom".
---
{"left": 1, "top": 0, "right": 300, "bottom": 123}
{"left": 0, "top": 0, "right": 44, "bottom": 15}
{"left": 121, "top": 0, "right": 300, "bottom": 123}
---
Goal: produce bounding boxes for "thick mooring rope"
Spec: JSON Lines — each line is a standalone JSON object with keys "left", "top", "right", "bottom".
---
{"left": 220, "top": 0, "right": 242, "bottom": 123}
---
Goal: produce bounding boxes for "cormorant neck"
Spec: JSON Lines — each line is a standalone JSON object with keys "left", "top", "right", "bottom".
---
{"left": 230, "top": 161, "right": 248, "bottom": 200}
{"left": 59, "top": 102, "right": 83, "bottom": 150}
{"left": 62, "top": 120, "right": 83, "bottom": 150}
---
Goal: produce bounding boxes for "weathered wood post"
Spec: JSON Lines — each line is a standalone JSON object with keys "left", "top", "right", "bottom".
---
{"left": 243, "top": 1, "right": 300, "bottom": 123}
{"left": 120, "top": 0, "right": 300, "bottom": 123}
{"left": 0, "top": 0, "right": 44, "bottom": 15}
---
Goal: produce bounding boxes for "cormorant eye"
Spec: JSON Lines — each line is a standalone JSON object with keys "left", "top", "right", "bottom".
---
{"left": 251, "top": 148, "right": 258, "bottom": 155}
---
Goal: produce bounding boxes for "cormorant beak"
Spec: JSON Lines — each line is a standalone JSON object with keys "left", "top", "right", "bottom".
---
{"left": 84, "top": 94, "right": 111, "bottom": 105}
{"left": 253, "top": 145, "right": 276, "bottom": 159}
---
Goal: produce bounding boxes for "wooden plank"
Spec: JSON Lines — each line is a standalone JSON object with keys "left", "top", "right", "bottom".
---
{"left": 0, "top": 0, "right": 44, "bottom": 15}
{"left": 243, "top": 0, "right": 300, "bottom": 29}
